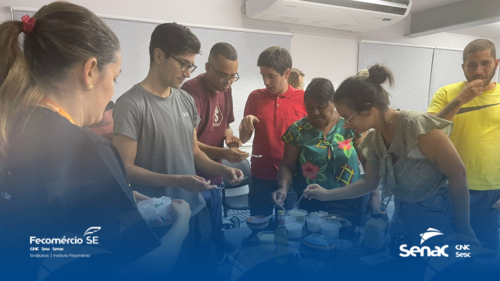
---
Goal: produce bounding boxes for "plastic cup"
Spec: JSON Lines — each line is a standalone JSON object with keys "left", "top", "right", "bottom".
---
{"left": 289, "top": 209, "right": 308, "bottom": 224}
{"left": 306, "top": 217, "right": 321, "bottom": 232}
{"left": 257, "top": 231, "right": 275, "bottom": 251}
{"left": 285, "top": 222, "right": 303, "bottom": 239}
{"left": 285, "top": 215, "right": 296, "bottom": 224}
{"left": 321, "top": 221, "right": 341, "bottom": 238}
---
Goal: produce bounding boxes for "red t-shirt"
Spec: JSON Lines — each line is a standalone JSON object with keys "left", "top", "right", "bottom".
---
{"left": 244, "top": 85, "right": 307, "bottom": 180}
{"left": 181, "top": 75, "right": 235, "bottom": 185}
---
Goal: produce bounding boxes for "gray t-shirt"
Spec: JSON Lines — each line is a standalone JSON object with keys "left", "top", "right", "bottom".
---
{"left": 113, "top": 84, "right": 204, "bottom": 216}
{"left": 358, "top": 110, "right": 453, "bottom": 203}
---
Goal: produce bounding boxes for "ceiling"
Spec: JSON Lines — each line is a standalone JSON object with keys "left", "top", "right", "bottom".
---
{"left": 410, "top": 0, "right": 463, "bottom": 13}
{"left": 408, "top": 0, "right": 500, "bottom": 39}
{"left": 448, "top": 20, "right": 500, "bottom": 39}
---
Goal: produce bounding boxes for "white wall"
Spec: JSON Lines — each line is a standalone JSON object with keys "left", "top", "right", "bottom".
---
{"left": 2, "top": 0, "right": 497, "bottom": 90}
{"left": 291, "top": 34, "right": 358, "bottom": 88}
{"left": 3, "top": 0, "right": 494, "bottom": 90}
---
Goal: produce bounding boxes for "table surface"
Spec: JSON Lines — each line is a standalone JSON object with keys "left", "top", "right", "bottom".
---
{"left": 211, "top": 225, "right": 402, "bottom": 281}
{"left": 211, "top": 225, "right": 474, "bottom": 281}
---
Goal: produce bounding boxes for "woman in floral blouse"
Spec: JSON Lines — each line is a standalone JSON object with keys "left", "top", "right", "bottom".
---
{"left": 274, "top": 78, "right": 380, "bottom": 227}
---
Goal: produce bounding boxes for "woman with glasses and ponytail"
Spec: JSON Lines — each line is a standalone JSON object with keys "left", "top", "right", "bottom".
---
{"left": 303, "top": 65, "right": 479, "bottom": 272}
{"left": 0, "top": 2, "right": 190, "bottom": 279}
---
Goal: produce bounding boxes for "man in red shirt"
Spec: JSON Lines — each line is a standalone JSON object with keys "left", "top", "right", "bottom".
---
{"left": 182, "top": 42, "right": 249, "bottom": 231}
{"left": 239, "top": 46, "right": 307, "bottom": 216}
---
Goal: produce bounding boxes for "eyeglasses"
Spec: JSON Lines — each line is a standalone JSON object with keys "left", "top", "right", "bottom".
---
{"left": 208, "top": 63, "right": 240, "bottom": 83}
{"left": 343, "top": 111, "right": 357, "bottom": 125}
{"left": 170, "top": 56, "right": 197, "bottom": 73}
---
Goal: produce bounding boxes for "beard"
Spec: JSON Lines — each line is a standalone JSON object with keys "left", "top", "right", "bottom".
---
{"left": 465, "top": 67, "right": 497, "bottom": 87}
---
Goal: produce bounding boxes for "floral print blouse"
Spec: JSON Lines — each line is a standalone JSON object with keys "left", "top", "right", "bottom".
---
{"left": 282, "top": 117, "right": 361, "bottom": 194}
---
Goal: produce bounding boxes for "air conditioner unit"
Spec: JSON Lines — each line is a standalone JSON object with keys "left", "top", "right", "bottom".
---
{"left": 245, "top": 0, "right": 412, "bottom": 32}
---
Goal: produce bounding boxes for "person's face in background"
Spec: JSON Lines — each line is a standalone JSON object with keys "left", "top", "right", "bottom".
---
{"left": 260, "top": 66, "right": 290, "bottom": 95}
{"left": 305, "top": 97, "right": 336, "bottom": 129}
{"left": 462, "top": 49, "right": 499, "bottom": 87}
{"left": 155, "top": 48, "right": 196, "bottom": 89}
{"left": 85, "top": 53, "right": 122, "bottom": 126}
{"left": 298, "top": 75, "right": 304, "bottom": 90}
{"left": 205, "top": 55, "right": 239, "bottom": 92}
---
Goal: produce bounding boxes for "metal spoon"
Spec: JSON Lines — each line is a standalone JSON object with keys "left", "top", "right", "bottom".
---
{"left": 293, "top": 194, "right": 305, "bottom": 210}
{"left": 278, "top": 204, "right": 287, "bottom": 214}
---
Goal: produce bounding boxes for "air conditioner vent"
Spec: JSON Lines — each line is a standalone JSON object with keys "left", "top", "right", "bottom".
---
{"left": 302, "top": 0, "right": 408, "bottom": 15}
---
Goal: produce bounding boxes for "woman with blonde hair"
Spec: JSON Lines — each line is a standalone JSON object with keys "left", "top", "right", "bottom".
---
{"left": 288, "top": 67, "right": 305, "bottom": 90}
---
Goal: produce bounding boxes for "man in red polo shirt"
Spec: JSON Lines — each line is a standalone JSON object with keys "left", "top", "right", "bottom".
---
{"left": 239, "top": 46, "right": 307, "bottom": 216}
{"left": 181, "top": 42, "right": 249, "bottom": 231}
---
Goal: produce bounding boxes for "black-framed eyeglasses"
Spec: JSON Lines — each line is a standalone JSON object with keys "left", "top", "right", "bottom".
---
{"left": 208, "top": 63, "right": 240, "bottom": 83}
{"left": 342, "top": 111, "right": 357, "bottom": 125}
{"left": 170, "top": 56, "right": 197, "bottom": 73}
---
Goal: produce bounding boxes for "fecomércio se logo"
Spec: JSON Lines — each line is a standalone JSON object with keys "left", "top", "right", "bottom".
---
{"left": 30, "top": 226, "right": 101, "bottom": 246}
{"left": 399, "top": 228, "right": 471, "bottom": 258}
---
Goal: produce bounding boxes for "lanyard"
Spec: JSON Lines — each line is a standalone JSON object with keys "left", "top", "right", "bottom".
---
{"left": 39, "top": 98, "right": 78, "bottom": 126}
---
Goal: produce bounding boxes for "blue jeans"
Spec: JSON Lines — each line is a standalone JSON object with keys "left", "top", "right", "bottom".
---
{"left": 388, "top": 187, "right": 455, "bottom": 247}
{"left": 202, "top": 188, "right": 222, "bottom": 232}
{"left": 469, "top": 189, "right": 500, "bottom": 259}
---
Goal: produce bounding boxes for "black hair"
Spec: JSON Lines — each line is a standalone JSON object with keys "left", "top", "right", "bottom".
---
{"left": 257, "top": 46, "right": 292, "bottom": 76}
{"left": 304, "top": 78, "right": 334, "bottom": 105}
{"left": 209, "top": 42, "right": 237, "bottom": 61}
{"left": 334, "top": 64, "right": 394, "bottom": 112}
{"left": 149, "top": 22, "right": 201, "bottom": 64}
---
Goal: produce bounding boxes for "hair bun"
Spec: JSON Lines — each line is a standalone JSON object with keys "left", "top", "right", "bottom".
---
{"left": 368, "top": 64, "right": 394, "bottom": 87}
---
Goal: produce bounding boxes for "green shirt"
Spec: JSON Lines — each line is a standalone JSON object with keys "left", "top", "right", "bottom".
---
{"left": 358, "top": 110, "right": 453, "bottom": 202}
{"left": 282, "top": 117, "right": 361, "bottom": 194}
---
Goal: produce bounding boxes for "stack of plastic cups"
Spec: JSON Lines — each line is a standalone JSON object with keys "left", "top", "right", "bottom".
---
{"left": 285, "top": 216, "right": 303, "bottom": 239}
{"left": 306, "top": 212, "right": 323, "bottom": 232}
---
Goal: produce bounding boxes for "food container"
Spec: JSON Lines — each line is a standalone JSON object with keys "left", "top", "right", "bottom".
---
{"left": 321, "top": 221, "right": 341, "bottom": 238}
{"left": 288, "top": 209, "right": 308, "bottom": 224}
{"left": 300, "top": 233, "right": 337, "bottom": 259}
{"left": 257, "top": 231, "right": 275, "bottom": 251}
{"left": 285, "top": 222, "right": 303, "bottom": 239}
{"left": 324, "top": 214, "right": 352, "bottom": 239}
{"left": 246, "top": 215, "right": 270, "bottom": 232}
{"left": 306, "top": 217, "right": 321, "bottom": 232}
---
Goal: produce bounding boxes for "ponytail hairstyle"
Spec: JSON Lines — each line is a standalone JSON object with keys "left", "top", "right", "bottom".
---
{"left": 334, "top": 64, "right": 394, "bottom": 114}
{"left": 0, "top": 1, "right": 120, "bottom": 176}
